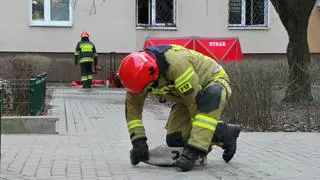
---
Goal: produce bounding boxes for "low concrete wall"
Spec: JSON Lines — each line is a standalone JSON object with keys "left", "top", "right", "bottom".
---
{"left": 1, "top": 116, "right": 58, "bottom": 134}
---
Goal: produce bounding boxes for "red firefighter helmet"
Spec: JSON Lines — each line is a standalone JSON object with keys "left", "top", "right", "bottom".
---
{"left": 117, "top": 51, "right": 159, "bottom": 94}
{"left": 80, "top": 31, "right": 89, "bottom": 38}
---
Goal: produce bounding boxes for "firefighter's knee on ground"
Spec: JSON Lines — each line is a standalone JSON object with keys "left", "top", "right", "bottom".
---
{"left": 166, "top": 132, "right": 185, "bottom": 147}
{"left": 196, "top": 84, "right": 224, "bottom": 113}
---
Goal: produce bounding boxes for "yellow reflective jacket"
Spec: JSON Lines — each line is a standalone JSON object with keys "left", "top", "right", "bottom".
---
{"left": 74, "top": 39, "right": 98, "bottom": 65}
{"left": 125, "top": 45, "right": 231, "bottom": 142}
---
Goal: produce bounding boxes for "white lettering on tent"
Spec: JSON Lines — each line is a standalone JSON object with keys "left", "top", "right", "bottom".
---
{"left": 209, "top": 41, "right": 226, "bottom": 47}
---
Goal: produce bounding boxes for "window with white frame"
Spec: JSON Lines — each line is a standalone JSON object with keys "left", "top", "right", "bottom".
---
{"left": 30, "top": 0, "right": 72, "bottom": 27}
{"left": 136, "top": 0, "right": 176, "bottom": 28}
{"left": 228, "top": 0, "right": 268, "bottom": 28}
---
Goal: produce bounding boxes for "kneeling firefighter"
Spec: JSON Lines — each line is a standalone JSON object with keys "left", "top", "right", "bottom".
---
{"left": 74, "top": 31, "right": 98, "bottom": 88}
{"left": 117, "top": 45, "right": 241, "bottom": 172}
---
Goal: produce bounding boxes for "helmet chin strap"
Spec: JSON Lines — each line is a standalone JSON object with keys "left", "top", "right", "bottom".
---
{"left": 146, "top": 80, "right": 159, "bottom": 93}
{"left": 151, "top": 80, "right": 159, "bottom": 87}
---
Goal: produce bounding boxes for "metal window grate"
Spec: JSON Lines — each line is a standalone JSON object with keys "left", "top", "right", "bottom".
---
{"left": 229, "top": 0, "right": 268, "bottom": 28}
{"left": 136, "top": 0, "right": 176, "bottom": 27}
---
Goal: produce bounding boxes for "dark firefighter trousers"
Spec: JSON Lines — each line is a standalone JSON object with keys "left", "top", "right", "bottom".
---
{"left": 80, "top": 62, "right": 93, "bottom": 87}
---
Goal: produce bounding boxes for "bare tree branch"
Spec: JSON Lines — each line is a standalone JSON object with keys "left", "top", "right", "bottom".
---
{"left": 73, "top": 0, "right": 107, "bottom": 15}
{"left": 101, "top": 0, "right": 107, "bottom": 6}
{"left": 90, "top": 0, "right": 97, "bottom": 15}
{"left": 72, "top": 0, "right": 79, "bottom": 10}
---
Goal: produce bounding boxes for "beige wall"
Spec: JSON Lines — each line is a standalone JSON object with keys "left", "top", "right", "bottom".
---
{"left": 0, "top": 0, "right": 289, "bottom": 54}
{"left": 308, "top": 5, "right": 320, "bottom": 53}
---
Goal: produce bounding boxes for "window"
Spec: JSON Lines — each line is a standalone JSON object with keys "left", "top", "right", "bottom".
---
{"left": 30, "top": 0, "right": 72, "bottom": 27}
{"left": 136, "top": 0, "right": 176, "bottom": 28}
{"left": 228, "top": 0, "right": 268, "bottom": 28}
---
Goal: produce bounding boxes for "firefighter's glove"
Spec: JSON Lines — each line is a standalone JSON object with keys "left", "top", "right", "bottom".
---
{"left": 175, "top": 145, "right": 205, "bottom": 172}
{"left": 94, "top": 65, "right": 101, "bottom": 74}
{"left": 130, "top": 138, "right": 149, "bottom": 165}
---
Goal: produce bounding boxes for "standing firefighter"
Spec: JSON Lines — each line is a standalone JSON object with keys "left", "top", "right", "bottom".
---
{"left": 117, "top": 45, "right": 241, "bottom": 172}
{"left": 74, "top": 31, "right": 98, "bottom": 88}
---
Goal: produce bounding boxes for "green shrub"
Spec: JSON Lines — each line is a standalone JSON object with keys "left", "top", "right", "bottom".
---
{"left": 0, "top": 54, "right": 51, "bottom": 79}
{"left": 0, "top": 54, "right": 51, "bottom": 115}
{"left": 221, "top": 58, "right": 320, "bottom": 131}
{"left": 222, "top": 61, "right": 276, "bottom": 131}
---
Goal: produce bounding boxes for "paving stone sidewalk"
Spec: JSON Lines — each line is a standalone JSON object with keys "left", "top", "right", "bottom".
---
{"left": 1, "top": 87, "right": 320, "bottom": 180}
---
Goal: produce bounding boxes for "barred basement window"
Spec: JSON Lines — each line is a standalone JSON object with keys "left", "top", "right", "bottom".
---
{"left": 228, "top": 0, "right": 268, "bottom": 28}
{"left": 136, "top": 0, "right": 176, "bottom": 28}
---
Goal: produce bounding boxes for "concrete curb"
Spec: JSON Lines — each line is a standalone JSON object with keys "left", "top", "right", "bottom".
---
{"left": 1, "top": 116, "right": 58, "bottom": 134}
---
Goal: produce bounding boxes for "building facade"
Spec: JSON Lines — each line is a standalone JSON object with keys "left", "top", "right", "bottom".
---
{"left": 308, "top": 1, "right": 320, "bottom": 53}
{"left": 0, "top": 0, "right": 298, "bottom": 54}
{"left": 0, "top": 0, "right": 319, "bottom": 82}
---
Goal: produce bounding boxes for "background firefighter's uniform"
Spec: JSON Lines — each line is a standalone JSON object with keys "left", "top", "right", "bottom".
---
{"left": 125, "top": 45, "right": 233, "bottom": 154}
{"left": 74, "top": 38, "right": 98, "bottom": 88}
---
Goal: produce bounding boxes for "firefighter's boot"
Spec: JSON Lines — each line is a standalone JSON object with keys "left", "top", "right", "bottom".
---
{"left": 82, "top": 81, "right": 88, "bottom": 88}
{"left": 82, "top": 81, "right": 87, "bottom": 88}
{"left": 212, "top": 122, "right": 241, "bottom": 163}
{"left": 175, "top": 145, "right": 207, "bottom": 171}
{"left": 194, "top": 154, "right": 207, "bottom": 166}
{"left": 83, "top": 80, "right": 92, "bottom": 88}
{"left": 88, "top": 79, "right": 93, "bottom": 88}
